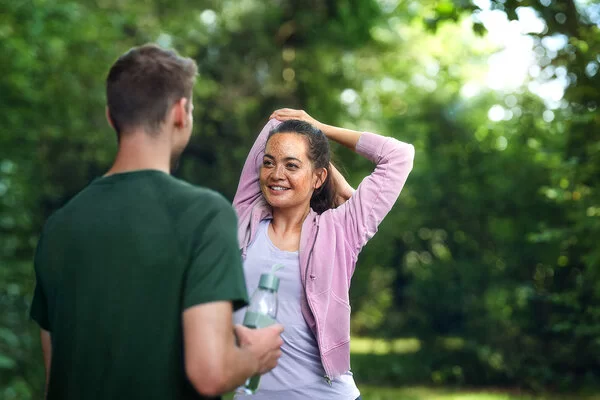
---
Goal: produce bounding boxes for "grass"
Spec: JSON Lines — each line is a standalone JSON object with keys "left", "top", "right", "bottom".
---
{"left": 360, "top": 386, "right": 600, "bottom": 400}
{"left": 350, "top": 336, "right": 467, "bottom": 355}
{"left": 221, "top": 338, "right": 599, "bottom": 399}
{"left": 351, "top": 336, "right": 422, "bottom": 355}
{"left": 224, "top": 386, "right": 599, "bottom": 400}
{"left": 349, "top": 337, "right": 487, "bottom": 388}
{"left": 357, "top": 386, "right": 600, "bottom": 399}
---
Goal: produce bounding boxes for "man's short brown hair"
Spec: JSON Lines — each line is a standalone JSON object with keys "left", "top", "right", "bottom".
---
{"left": 106, "top": 44, "right": 198, "bottom": 135}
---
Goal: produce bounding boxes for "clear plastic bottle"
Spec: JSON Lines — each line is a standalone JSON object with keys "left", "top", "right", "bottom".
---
{"left": 236, "top": 270, "right": 280, "bottom": 395}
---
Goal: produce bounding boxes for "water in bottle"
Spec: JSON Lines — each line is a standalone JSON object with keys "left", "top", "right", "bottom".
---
{"left": 236, "top": 264, "right": 283, "bottom": 395}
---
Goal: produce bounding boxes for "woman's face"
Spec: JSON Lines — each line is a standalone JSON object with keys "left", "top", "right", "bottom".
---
{"left": 260, "top": 133, "right": 324, "bottom": 212}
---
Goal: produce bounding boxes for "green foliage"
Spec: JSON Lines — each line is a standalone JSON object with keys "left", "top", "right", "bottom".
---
{"left": 1, "top": 0, "right": 599, "bottom": 397}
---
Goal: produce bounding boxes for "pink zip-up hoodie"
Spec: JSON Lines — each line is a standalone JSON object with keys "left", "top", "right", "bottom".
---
{"left": 233, "top": 119, "right": 415, "bottom": 380}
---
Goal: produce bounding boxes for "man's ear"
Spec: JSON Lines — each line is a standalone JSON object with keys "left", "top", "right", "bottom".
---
{"left": 173, "top": 98, "right": 188, "bottom": 128}
{"left": 314, "top": 167, "right": 328, "bottom": 190}
{"left": 105, "top": 106, "right": 116, "bottom": 130}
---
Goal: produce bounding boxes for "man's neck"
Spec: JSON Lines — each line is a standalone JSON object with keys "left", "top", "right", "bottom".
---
{"left": 105, "top": 129, "right": 172, "bottom": 176}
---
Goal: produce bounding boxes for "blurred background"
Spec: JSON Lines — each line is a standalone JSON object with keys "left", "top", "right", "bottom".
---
{"left": 1, "top": 0, "right": 599, "bottom": 399}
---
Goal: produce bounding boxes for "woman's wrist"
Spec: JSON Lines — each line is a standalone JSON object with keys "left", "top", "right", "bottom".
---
{"left": 314, "top": 121, "right": 330, "bottom": 136}
{"left": 322, "top": 125, "right": 362, "bottom": 151}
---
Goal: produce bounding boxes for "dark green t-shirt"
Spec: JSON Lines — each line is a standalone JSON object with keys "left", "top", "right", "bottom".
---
{"left": 30, "top": 170, "right": 248, "bottom": 400}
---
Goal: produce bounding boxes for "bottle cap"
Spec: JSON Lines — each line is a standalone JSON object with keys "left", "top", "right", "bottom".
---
{"left": 258, "top": 273, "right": 280, "bottom": 292}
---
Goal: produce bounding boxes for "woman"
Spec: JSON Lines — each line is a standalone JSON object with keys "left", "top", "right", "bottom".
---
{"left": 233, "top": 108, "right": 414, "bottom": 399}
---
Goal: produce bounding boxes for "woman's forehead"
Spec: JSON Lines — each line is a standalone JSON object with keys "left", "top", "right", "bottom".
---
{"left": 266, "top": 133, "right": 308, "bottom": 158}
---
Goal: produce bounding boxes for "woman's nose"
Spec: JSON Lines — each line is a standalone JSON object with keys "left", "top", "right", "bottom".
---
{"left": 272, "top": 164, "right": 285, "bottom": 179}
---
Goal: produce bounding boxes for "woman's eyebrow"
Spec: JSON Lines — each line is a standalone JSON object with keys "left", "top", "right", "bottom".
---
{"left": 263, "top": 154, "right": 303, "bottom": 163}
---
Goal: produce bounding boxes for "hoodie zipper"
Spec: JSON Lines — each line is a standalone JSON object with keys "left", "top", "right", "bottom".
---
{"left": 302, "top": 222, "right": 333, "bottom": 384}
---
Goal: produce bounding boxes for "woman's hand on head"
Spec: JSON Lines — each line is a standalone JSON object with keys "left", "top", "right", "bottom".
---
{"left": 269, "top": 108, "right": 322, "bottom": 130}
{"left": 271, "top": 108, "right": 362, "bottom": 152}
{"left": 329, "top": 162, "right": 355, "bottom": 207}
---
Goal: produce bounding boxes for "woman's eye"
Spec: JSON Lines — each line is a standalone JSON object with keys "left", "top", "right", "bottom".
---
{"left": 287, "top": 163, "right": 298, "bottom": 169}
{"left": 263, "top": 160, "right": 273, "bottom": 166}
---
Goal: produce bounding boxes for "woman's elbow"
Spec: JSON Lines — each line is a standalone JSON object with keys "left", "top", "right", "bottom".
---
{"left": 386, "top": 141, "right": 415, "bottom": 169}
{"left": 399, "top": 142, "right": 415, "bottom": 163}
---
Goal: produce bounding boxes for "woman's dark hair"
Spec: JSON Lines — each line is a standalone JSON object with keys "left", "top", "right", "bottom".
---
{"left": 268, "top": 120, "right": 336, "bottom": 214}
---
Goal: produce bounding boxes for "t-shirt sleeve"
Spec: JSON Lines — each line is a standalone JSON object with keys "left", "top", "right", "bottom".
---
{"left": 30, "top": 233, "right": 51, "bottom": 331}
{"left": 30, "top": 278, "right": 50, "bottom": 330}
{"left": 183, "top": 199, "right": 249, "bottom": 311}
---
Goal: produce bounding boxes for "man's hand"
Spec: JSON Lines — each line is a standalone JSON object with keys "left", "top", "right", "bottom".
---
{"left": 234, "top": 324, "right": 284, "bottom": 375}
{"left": 183, "top": 302, "right": 282, "bottom": 396}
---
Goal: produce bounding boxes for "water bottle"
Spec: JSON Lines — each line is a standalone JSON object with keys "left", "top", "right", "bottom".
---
{"left": 236, "top": 264, "right": 282, "bottom": 395}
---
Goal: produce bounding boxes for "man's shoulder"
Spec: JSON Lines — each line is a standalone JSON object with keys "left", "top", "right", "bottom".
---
{"left": 158, "top": 178, "right": 237, "bottom": 237}
{"left": 44, "top": 173, "right": 235, "bottom": 232}
{"left": 167, "top": 177, "right": 232, "bottom": 211}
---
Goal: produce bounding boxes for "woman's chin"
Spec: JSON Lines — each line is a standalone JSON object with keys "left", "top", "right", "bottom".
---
{"left": 262, "top": 189, "right": 311, "bottom": 211}
{"left": 266, "top": 197, "right": 289, "bottom": 209}
{"left": 264, "top": 194, "right": 302, "bottom": 210}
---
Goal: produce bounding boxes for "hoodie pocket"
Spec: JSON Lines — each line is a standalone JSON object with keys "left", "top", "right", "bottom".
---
{"left": 322, "top": 291, "right": 351, "bottom": 351}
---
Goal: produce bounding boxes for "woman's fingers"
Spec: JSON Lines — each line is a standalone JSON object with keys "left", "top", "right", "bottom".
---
{"left": 269, "top": 109, "right": 322, "bottom": 130}
{"left": 270, "top": 108, "right": 305, "bottom": 121}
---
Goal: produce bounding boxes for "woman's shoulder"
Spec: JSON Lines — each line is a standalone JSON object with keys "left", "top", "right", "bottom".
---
{"left": 313, "top": 207, "right": 346, "bottom": 236}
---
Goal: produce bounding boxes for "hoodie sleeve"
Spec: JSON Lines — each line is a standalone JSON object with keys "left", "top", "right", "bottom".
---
{"left": 232, "top": 119, "right": 280, "bottom": 217}
{"left": 334, "top": 132, "right": 415, "bottom": 263}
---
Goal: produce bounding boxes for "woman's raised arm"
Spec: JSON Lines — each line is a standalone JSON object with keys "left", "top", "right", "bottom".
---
{"left": 232, "top": 119, "right": 280, "bottom": 216}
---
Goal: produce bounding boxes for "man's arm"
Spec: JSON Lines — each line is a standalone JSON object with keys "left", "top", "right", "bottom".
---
{"left": 183, "top": 301, "right": 283, "bottom": 397}
{"left": 40, "top": 329, "right": 51, "bottom": 397}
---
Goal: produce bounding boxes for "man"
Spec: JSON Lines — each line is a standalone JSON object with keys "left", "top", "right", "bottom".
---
{"left": 30, "top": 44, "right": 283, "bottom": 400}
